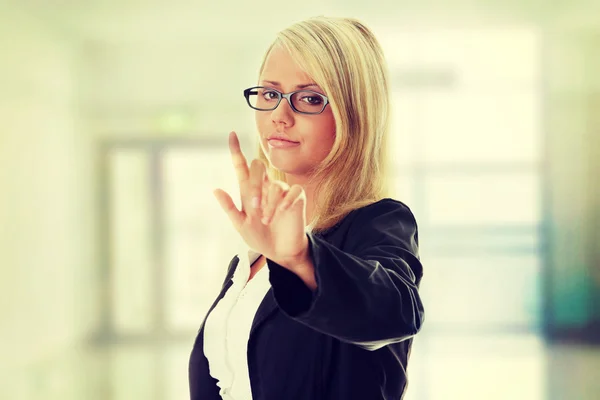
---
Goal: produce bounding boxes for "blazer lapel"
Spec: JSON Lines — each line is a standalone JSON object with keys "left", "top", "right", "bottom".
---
{"left": 227, "top": 250, "right": 279, "bottom": 337}
{"left": 250, "top": 288, "right": 278, "bottom": 337}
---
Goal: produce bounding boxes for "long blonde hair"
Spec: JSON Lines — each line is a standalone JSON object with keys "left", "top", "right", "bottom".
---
{"left": 256, "top": 16, "right": 392, "bottom": 233}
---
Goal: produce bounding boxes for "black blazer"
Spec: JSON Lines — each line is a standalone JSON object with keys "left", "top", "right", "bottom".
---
{"left": 188, "top": 198, "right": 424, "bottom": 400}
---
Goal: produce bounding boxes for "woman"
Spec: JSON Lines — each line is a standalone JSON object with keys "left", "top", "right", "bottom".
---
{"left": 188, "top": 16, "right": 424, "bottom": 400}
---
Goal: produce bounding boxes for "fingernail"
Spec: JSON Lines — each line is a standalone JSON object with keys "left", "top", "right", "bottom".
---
{"left": 262, "top": 217, "right": 269, "bottom": 225}
{"left": 252, "top": 197, "right": 260, "bottom": 208}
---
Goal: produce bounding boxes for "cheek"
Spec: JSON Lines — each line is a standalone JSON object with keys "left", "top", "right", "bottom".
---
{"left": 312, "top": 113, "right": 336, "bottom": 154}
{"left": 256, "top": 113, "right": 272, "bottom": 154}
{"left": 255, "top": 111, "right": 268, "bottom": 131}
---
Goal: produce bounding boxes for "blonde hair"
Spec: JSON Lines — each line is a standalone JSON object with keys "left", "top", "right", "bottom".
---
{"left": 256, "top": 16, "right": 392, "bottom": 233}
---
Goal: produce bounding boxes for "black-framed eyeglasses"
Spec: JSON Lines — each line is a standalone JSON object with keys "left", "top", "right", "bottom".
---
{"left": 243, "top": 86, "right": 330, "bottom": 115}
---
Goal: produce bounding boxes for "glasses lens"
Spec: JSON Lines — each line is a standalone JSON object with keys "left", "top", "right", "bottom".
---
{"left": 291, "top": 91, "right": 325, "bottom": 114}
{"left": 247, "top": 87, "right": 279, "bottom": 110}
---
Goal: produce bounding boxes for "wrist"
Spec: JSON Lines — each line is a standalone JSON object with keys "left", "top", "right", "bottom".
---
{"left": 272, "top": 235, "right": 311, "bottom": 271}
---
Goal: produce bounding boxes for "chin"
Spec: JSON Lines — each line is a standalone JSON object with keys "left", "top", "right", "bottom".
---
{"left": 268, "top": 158, "right": 296, "bottom": 174}
{"left": 267, "top": 156, "right": 307, "bottom": 176}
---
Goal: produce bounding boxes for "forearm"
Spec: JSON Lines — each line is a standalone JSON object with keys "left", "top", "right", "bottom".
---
{"left": 268, "top": 232, "right": 424, "bottom": 350}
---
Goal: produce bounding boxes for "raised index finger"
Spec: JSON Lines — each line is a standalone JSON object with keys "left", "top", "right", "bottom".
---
{"left": 229, "top": 131, "right": 249, "bottom": 183}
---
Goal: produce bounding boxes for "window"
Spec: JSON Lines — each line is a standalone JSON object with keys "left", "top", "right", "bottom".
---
{"left": 386, "top": 26, "right": 542, "bottom": 333}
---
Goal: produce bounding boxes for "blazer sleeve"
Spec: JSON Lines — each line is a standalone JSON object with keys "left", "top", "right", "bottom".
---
{"left": 266, "top": 199, "right": 424, "bottom": 351}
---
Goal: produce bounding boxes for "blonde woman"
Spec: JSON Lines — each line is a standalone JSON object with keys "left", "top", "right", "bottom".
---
{"left": 189, "top": 16, "right": 424, "bottom": 400}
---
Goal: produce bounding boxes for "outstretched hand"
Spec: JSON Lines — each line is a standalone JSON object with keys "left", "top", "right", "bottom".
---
{"left": 213, "top": 131, "right": 310, "bottom": 269}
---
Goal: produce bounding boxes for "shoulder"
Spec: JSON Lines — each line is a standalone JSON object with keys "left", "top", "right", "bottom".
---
{"left": 351, "top": 198, "right": 418, "bottom": 231}
{"left": 345, "top": 197, "right": 420, "bottom": 254}
{"left": 375, "top": 197, "right": 412, "bottom": 210}
{"left": 313, "top": 198, "right": 419, "bottom": 253}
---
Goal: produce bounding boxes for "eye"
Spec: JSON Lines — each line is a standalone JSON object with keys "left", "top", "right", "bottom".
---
{"left": 299, "top": 95, "right": 323, "bottom": 105}
{"left": 262, "top": 90, "right": 279, "bottom": 101}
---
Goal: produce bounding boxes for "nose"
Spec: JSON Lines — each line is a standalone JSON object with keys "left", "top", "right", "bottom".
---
{"left": 270, "top": 96, "right": 295, "bottom": 126}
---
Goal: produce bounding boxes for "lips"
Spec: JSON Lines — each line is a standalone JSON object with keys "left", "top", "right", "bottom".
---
{"left": 267, "top": 134, "right": 299, "bottom": 143}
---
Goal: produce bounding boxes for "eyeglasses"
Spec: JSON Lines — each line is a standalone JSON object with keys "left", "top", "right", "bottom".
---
{"left": 243, "top": 86, "right": 330, "bottom": 115}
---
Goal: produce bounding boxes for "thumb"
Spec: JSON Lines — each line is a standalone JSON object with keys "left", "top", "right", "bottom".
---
{"left": 213, "top": 188, "right": 244, "bottom": 231}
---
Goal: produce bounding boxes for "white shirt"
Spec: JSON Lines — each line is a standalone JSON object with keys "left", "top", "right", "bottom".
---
{"left": 203, "top": 247, "right": 271, "bottom": 400}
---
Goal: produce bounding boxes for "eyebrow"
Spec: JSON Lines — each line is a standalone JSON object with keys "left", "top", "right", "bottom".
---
{"left": 261, "top": 80, "right": 321, "bottom": 90}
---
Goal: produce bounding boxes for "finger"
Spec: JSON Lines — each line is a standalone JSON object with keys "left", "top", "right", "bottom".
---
{"left": 261, "top": 171, "right": 270, "bottom": 209}
{"left": 262, "top": 180, "right": 288, "bottom": 225}
{"left": 248, "top": 159, "right": 267, "bottom": 217}
{"left": 213, "top": 188, "right": 244, "bottom": 231}
{"left": 229, "top": 131, "right": 249, "bottom": 183}
{"left": 278, "top": 184, "right": 305, "bottom": 211}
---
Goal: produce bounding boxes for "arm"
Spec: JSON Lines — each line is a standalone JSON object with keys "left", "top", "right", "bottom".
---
{"left": 266, "top": 199, "right": 424, "bottom": 351}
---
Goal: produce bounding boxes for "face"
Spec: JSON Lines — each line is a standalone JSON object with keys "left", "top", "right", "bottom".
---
{"left": 255, "top": 45, "right": 336, "bottom": 178}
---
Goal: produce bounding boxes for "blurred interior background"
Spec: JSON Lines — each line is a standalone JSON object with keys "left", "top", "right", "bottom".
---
{"left": 1, "top": 1, "right": 599, "bottom": 399}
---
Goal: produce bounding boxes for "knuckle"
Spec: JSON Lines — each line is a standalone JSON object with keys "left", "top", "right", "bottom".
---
{"left": 250, "top": 159, "right": 265, "bottom": 169}
{"left": 274, "top": 180, "right": 289, "bottom": 191}
{"left": 232, "top": 154, "right": 246, "bottom": 165}
{"left": 270, "top": 184, "right": 283, "bottom": 195}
